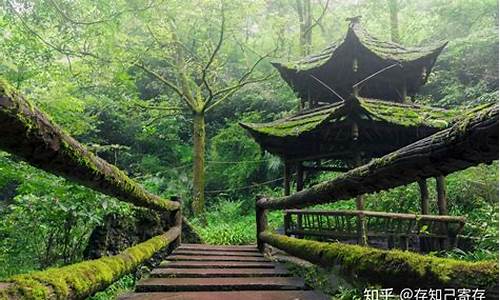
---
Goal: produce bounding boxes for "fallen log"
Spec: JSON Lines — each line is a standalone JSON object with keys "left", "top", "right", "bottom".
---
{"left": 0, "top": 78, "right": 179, "bottom": 212}
{"left": 258, "top": 104, "right": 498, "bottom": 209}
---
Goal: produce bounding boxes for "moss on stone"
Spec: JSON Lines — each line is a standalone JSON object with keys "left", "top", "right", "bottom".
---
{"left": 260, "top": 232, "right": 498, "bottom": 289}
{"left": 0, "top": 227, "right": 180, "bottom": 300}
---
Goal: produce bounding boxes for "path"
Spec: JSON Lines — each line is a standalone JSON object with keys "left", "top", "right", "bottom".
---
{"left": 119, "top": 243, "right": 328, "bottom": 300}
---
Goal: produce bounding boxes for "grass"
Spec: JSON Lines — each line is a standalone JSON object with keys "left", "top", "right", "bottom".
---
{"left": 86, "top": 274, "right": 135, "bottom": 300}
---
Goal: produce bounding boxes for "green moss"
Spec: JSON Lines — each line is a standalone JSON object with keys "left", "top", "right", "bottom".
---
{"left": 261, "top": 232, "right": 498, "bottom": 289}
{"left": 0, "top": 227, "right": 179, "bottom": 300}
{"left": 242, "top": 98, "right": 463, "bottom": 138}
{"left": 0, "top": 76, "right": 179, "bottom": 213}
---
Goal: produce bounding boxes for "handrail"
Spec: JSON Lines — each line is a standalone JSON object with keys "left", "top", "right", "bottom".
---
{"left": 0, "top": 226, "right": 181, "bottom": 300}
{"left": 255, "top": 104, "right": 499, "bottom": 290}
{"left": 0, "top": 78, "right": 184, "bottom": 299}
{"left": 257, "top": 104, "right": 498, "bottom": 210}
{"left": 284, "top": 209, "right": 466, "bottom": 223}
{"left": 0, "top": 79, "right": 179, "bottom": 212}
{"left": 259, "top": 232, "right": 498, "bottom": 290}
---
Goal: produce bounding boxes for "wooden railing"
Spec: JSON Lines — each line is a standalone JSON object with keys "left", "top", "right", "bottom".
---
{"left": 0, "top": 79, "right": 183, "bottom": 299}
{"left": 284, "top": 209, "right": 465, "bottom": 251}
{"left": 255, "top": 104, "right": 499, "bottom": 291}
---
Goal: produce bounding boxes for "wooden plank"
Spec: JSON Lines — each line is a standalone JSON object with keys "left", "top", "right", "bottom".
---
{"left": 119, "top": 291, "right": 329, "bottom": 300}
{"left": 177, "top": 244, "right": 258, "bottom": 252}
{"left": 172, "top": 250, "right": 263, "bottom": 257}
{"left": 167, "top": 255, "right": 268, "bottom": 262}
{"left": 135, "top": 277, "right": 307, "bottom": 292}
{"left": 158, "top": 261, "right": 277, "bottom": 269}
{"left": 150, "top": 268, "right": 290, "bottom": 278}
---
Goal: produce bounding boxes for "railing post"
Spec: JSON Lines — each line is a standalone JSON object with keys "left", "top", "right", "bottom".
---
{"left": 284, "top": 211, "right": 291, "bottom": 236}
{"left": 171, "top": 196, "right": 182, "bottom": 248}
{"left": 256, "top": 196, "right": 268, "bottom": 252}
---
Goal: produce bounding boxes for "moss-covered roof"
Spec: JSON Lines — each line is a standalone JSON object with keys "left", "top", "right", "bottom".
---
{"left": 274, "top": 20, "right": 446, "bottom": 72}
{"left": 241, "top": 98, "right": 459, "bottom": 138}
{"left": 271, "top": 19, "right": 447, "bottom": 103}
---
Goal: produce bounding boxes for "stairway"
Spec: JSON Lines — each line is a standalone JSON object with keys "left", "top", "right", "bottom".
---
{"left": 119, "top": 243, "right": 328, "bottom": 300}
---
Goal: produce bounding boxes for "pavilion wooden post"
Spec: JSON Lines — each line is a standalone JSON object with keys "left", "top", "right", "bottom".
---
{"left": 256, "top": 196, "right": 268, "bottom": 252}
{"left": 352, "top": 121, "right": 368, "bottom": 246}
{"left": 436, "top": 176, "right": 448, "bottom": 215}
{"left": 284, "top": 161, "right": 291, "bottom": 196}
{"left": 296, "top": 162, "right": 304, "bottom": 192}
{"left": 417, "top": 179, "right": 429, "bottom": 215}
{"left": 436, "top": 175, "right": 448, "bottom": 249}
{"left": 400, "top": 81, "right": 408, "bottom": 103}
{"left": 417, "top": 180, "right": 430, "bottom": 251}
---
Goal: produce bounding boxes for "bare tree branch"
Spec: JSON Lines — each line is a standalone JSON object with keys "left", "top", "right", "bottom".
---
{"left": 205, "top": 73, "right": 275, "bottom": 112}
{"left": 48, "top": 0, "right": 161, "bottom": 26}
{"left": 303, "top": 0, "right": 330, "bottom": 37}
{"left": 202, "top": 1, "right": 225, "bottom": 102}
{"left": 134, "top": 62, "right": 195, "bottom": 109}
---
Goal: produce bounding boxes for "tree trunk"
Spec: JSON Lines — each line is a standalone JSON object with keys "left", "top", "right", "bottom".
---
{"left": 297, "top": 0, "right": 312, "bottom": 56}
{"left": 388, "top": 0, "right": 400, "bottom": 43}
{"left": 192, "top": 112, "right": 206, "bottom": 215}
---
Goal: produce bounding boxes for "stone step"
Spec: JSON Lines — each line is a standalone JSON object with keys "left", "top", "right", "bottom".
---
{"left": 158, "top": 261, "right": 278, "bottom": 269}
{"left": 150, "top": 268, "right": 290, "bottom": 278}
{"left": 177, "top": 244, "right": 258, "bottom": 253}
{"left": 119, "top": 291, "right": 329, "bottom": 300}
{"left": 167, "top": 255, "right": 268, "bottom": 262}
{"left": 135, "top": 277, "right": 307, "bottom": 292}
{"left": 172, "top": 250, "right": 264, "bottom": 257}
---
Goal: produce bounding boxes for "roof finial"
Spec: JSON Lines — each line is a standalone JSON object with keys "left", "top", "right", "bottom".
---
{"left": 346, "top": 15, "right": 362, "bottom": 26}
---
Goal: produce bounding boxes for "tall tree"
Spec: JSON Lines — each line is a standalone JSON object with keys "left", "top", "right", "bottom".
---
{"left": 388, "top": 0, "right": 400, "bottom": 43}
{"left": 135, "top": 4, "right": 272, "bottom": 215}
{"left": 295, "top": 0, "right": 330, "bottom": 56}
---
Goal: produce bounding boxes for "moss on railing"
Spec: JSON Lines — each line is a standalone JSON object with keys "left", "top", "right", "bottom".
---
{"left": 0, "top": 226, "right": 181, "bottom": 300}
{"left": 260, "top": 232, "right": 498, "bottom": 290}
{"left": 0, "top": 78, "right": 179, "bottom": 212}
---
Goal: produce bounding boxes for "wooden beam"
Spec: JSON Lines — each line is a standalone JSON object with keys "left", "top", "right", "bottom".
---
{"left": 0, "top": 79, "right": 179, "bottom": 212}
{"left": 257, "top": 105, "right": 498, "bottom": 210}
{"left": 302, "top": 166, "right": 350, "bottom": 172}
{"left": 418, "top": 179, "right": 429, "bottom": 215}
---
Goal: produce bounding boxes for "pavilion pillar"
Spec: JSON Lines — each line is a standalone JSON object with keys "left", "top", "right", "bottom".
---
{"left": 296, "top": 162, "right": 304, "bottom": 192}
{"left": 352, "top": 121, "right": 367, "bottom": 246}
{"left": 284, "top": 161, "right": 291, "bottom": 196}
{"left": 401, "top": 81, "right": 408, "bottom": 103}
{"left": 417, "top": 179, "right": 429, "bottom": 215}
{"left": 436, "top": 175, "right": 448, "bottom": 215}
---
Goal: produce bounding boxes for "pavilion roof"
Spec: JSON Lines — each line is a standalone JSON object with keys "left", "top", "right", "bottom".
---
{"left": 241, "top": 98, "right": 459, "bottom": 139}
{"left": 271, "top": 19, "right": 447, "bottom": 103}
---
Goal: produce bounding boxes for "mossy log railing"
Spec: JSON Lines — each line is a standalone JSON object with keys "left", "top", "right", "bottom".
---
{"left": 0, "top": 80, "right": 179, "bottom": 212}
{"left": 259, "top": 232, "right": 498, "bottom": 290}
{"left": 0, "top": 79, "right": 184, "bottom": 299}
{"left": 255, "top": 104, "right": 499, "bottom": 290}
{"left": 284, "top": 209, "right": 465, "bottom": 251}
{"left": 257, "top": 104, "right": 498, "bottom": 210}
{"left": 0, "top": 226, "right": 181, "bottom": 300}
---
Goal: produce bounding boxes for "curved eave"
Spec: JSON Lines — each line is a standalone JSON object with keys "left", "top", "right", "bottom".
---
{"left": 271, "top": 23, "right": 447, "bottom": 83}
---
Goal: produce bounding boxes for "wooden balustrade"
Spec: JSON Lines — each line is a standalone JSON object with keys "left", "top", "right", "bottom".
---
{"left": 283, "top": 209, "right": 465, "bottom": 251}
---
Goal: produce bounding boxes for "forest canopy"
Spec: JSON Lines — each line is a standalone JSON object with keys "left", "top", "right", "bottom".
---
{"left": 0, "top": 0, "right": 498, "bottom": 298}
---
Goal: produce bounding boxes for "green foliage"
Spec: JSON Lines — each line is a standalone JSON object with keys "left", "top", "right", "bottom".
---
{"left": 0, "top": 152, "right": 132, "bottom": 279}
{"left": 87, "top": 274, "right": 135, "bottom": 300}
{"left": 0, "top": 228, "right": 178, "bottom": 300}
{"left": 190, "top": 199, "right": 282, "bottom": 245}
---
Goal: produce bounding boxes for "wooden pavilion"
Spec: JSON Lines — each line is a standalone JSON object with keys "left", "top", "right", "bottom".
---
{"left": 241, "top": 18, "right": 463, "bottom": 249}
{"left": 272, "top": 17, "right": 447, "bottom": 108}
